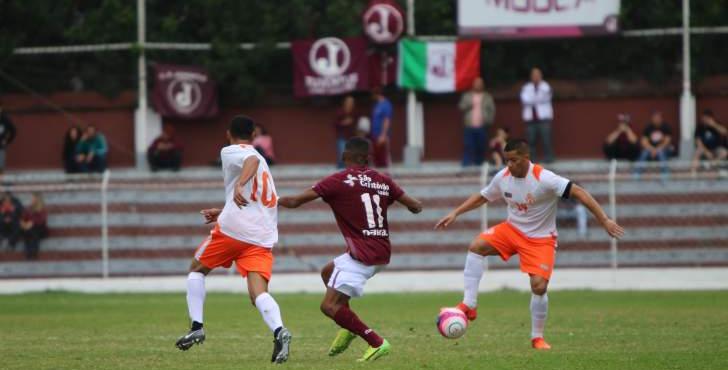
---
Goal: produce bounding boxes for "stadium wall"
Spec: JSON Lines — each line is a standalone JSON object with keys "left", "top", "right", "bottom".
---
{"left": 2, "top": 268, "right": 728, "bottom": 294}
{"left": 4, "top": 92, "right": 728, "bottom": 169}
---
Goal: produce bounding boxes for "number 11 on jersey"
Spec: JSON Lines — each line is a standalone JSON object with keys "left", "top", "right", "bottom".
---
{"left": 361, "top": 193, "right": 384, "bottom": 229}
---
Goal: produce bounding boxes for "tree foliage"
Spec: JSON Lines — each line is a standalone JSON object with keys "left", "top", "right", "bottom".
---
{"left": 1, "top": 0, "right": 727, "bottom": 102}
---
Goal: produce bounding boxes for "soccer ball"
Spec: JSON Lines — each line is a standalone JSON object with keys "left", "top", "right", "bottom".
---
{"left": 436, "top": 308, "right": 468, "bottom": 339}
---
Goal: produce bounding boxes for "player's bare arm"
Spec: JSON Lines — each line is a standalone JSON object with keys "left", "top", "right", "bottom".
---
{"left": 199, "top": 208, "right": 221, "bottom": 224}
{"left": 569, "top": 184, "right": 625, "bottom": 239}
{"left": 234, "top": 156, "right": 260, "bottom": 207}
{"left": 396, "top": 194, "right": 423, "bottom": 214}
{"left": 278, "top": 188, "right": 320, "bottom": 209}
{"left": 434, "top": 193, "right": 488, "bottom": 229}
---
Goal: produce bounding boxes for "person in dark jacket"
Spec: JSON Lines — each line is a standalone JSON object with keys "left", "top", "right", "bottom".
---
{"left": 63, "top": 126, "right": 83, "bottom": 173}
{"left": 0, "top": 104, "right": 18, "bottom": 175}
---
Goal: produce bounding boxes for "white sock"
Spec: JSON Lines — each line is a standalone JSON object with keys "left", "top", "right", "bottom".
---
{"left": 254, "top": 292, "right": 284, "bottom": 333}
{"left": 463, "top": 252, "right": 486, "bottom": 308}
{"left": 530, "top": 293, "right": 549, "bottom": 339}
{"left": 186, "top": 272, "right": 206, "bottom": 324}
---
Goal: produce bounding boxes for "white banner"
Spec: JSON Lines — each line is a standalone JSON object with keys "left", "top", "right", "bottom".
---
{"left": 458, "top": 0, "right": 620, "bottom": 39}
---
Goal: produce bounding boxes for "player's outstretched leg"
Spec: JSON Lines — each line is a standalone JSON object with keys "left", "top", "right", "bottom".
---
{"left": 529, "top": 274, "right": 551, "bottom": 350}
{"left": 176, "top": 261, "right": 209, "bottom": 351}
{"left": 321, "top": 288, "right": 389, "bottom": 361}
{"left": 248, "top": 272, "right": 292, "bottom": 364}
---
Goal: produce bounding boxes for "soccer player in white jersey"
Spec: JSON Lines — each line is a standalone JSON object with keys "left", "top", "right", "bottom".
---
{"left": 175, "top": 116, "right": 291, "bottom": 364}
{"left": 435, "top": 139, "right": 624, "bottom": 350}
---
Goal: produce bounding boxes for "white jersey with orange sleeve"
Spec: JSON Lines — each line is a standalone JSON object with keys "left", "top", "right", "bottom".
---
{"left": 216, "top": 144, "right": 278, "bottom": 248}
{"left": 480, "top": 163, "right": 572, "bottom": 238}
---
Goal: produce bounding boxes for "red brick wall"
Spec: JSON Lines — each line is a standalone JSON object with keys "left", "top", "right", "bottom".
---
{"left": 3, "top": 92, "right": 727, "bottom": 169}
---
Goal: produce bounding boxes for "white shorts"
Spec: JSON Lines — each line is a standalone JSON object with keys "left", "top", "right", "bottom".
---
{"left": 327, "top": 253, "right": 382, "bottom": 298}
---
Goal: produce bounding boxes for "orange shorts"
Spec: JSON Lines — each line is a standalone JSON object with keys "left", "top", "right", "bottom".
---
{"left": 478, "top": 222, "right": 557, "bottom": 280}
{"left": 194, "top": 225, "right": 274, "bottom": 281}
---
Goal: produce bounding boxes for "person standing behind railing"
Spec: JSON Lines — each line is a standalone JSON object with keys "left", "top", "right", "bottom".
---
{"left": 520, "top": 67, "right": 554, "bottom": 163}
{"left": 459, "top": 77, "right": 495, "bottom": 167}
{"left": 0, "top": 103, "right": 17, "bottom": 175}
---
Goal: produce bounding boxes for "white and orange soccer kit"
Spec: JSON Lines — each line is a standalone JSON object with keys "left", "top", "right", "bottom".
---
{"left": 479, "top": 163, "right": 571, "bottom": 279}
{"left": 194, "top": 144, "right": 278, "bottom": 280}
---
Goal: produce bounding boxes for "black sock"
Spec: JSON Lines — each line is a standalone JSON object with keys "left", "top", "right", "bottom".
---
{"left": 191, "top": 321, "right": 203, "bottom": 331}
{"left": 273, "top": 326, "right": 282, "bottom": 338}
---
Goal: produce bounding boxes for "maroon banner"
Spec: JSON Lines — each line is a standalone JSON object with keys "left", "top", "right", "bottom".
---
{"left": 151, "top": 64, "right": 218, "bottom": 119}
{"left": 292, "top": 37, "right": 370, "bottom": 97}
{"left": 362, "top": 0, "right": 405, "bottom": 45}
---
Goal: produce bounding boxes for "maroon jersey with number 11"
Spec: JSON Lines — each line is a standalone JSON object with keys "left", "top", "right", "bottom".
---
{"left": 313, "top": 166, "right": 404, "bottom": 265}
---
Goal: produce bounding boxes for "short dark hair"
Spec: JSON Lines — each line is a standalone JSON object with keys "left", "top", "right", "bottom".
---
{"left": 229, "top": 115, "right": 256, "bottom": 140}
{"left": 344, "top": 137, "right": 370, "bottom": 164}
{"left": 504, "top": 139, "right": 529, "bottom": 154}
{"left": 703, "top": 109, "right": 714, "bottom": 117}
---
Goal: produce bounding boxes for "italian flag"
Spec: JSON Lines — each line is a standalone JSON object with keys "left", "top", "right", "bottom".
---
{"left": 398, "top": 39, "right": 481, "bottom": 92}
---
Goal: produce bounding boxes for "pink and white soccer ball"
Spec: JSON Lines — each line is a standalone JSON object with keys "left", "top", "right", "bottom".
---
{"left": 436, "top": 308, "right": 468, "bottom": 339}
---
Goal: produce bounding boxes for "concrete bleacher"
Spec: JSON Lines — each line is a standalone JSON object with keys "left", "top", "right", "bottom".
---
{"left": 1, "top": 160, "right": 727, "bottom": 278}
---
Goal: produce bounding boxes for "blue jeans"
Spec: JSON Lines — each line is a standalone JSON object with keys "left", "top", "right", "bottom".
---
{"left": 462, "top": 126, "right": 487, "bottom": 167}
{"left": 336, "top": 138, "right": 347, "bottom": 169}
{"left": 634, "top": 148, "right": 669, "bottom": 176}
{"left": 525, "top": 119, "right": 554, "bottom": 163}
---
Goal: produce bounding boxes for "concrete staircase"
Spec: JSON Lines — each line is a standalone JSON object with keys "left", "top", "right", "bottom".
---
{"left": 1, "top": 161, "right": 727, "bottom": 278}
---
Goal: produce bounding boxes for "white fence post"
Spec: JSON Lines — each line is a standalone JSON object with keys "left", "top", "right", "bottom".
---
{"left": 480, "top": 163, "right": 490, "bottom": 274}
{"left": 101, "top": 170, "right": 111, "bottom": 279}
{"left": 480, "top": 162, "right": 490, "bottom": 230}
{"left": 608, "top": 159, "right": 618, "bottom": 274}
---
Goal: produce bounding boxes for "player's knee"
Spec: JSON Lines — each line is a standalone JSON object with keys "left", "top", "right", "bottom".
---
{"left": 531, "top": 280, "right": 548, "bottom": 295}
{"left": 468, "top": 240, "right": 491, "bottom": 256}
{"left": 320, "top": 301, "right": 338, "bottom": 318}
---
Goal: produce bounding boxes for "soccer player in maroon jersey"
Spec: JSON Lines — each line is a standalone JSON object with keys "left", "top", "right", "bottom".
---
{"left": 278, "top": 137, "right": 422, "bottom": 362}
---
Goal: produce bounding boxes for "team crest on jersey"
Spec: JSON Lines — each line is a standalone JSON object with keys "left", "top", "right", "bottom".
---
{"left": 526, "top": 193, "right": 536, "bottom": 205}
{"left": 343, "top": 174, "right": 357, "bottom": 187}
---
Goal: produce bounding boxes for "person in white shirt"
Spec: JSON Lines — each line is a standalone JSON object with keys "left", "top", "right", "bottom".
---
{"left": 435, "top": 139, "right": 623, "bottom": 350}
{"left": 175, "top": 116, "right": 291, "bottom": 364}
{"left": 520, "top": 68, "right": 554, "bottom": 163}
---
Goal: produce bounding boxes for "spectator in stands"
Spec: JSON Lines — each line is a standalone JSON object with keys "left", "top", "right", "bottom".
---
{"left": 252, "top": 124, "right": 276, "bottom": 166}
{"left": 603, "top": 113, "right": 640, "bottom": 161}
{"left": 691, "top": 109, "right": 727, "bottom": 173}
{"left": 62, "top": 125, "right": 82, "bottom": 173}
{"left": 0, "top": 191, "right": 23, "bottom": 250}
{"left": 0, "top": 103, "right": 18, "bottom": 175}
{"left": 520, "top": 67, "right": 554, "bottom": 163}
{"left": 75, "top": 125, "right": 108, "bottom": 173}
{"left": 634, "top": 111, "right": 672, "bottom": 178}
{"left": 459, "top": 77, "right": 495, "bottom": 167}
{"left": 334, "top": 95, "right": 357, "bottom": 168}
{"left": 147, "top": 124, "right": 183, "bottom": 171}
{"left": 370, "top": 87, "right": 393, "bottom": 168}
{"left": 489, "top": 127, "right": 509, "bottom": 169}
{"left": 20, "top": 193, "right": 48, "bottom": 260}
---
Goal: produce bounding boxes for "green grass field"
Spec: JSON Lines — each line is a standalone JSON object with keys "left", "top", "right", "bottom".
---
{"left": 3, "top": 291, "right": 728, "bottom": 370}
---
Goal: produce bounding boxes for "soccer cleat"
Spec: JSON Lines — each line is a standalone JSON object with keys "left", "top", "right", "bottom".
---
{"left": 357, "top": 339, "right": 391, "bottom": 362}
{"left": 328, "top": 329, "right": 357, "bottom": 356}
{"left": 271, "top": 327, "right": 292, "bottom": 364}
{"left": 456, "top": 302, "right": 478, "bottom": 321}
{"left": 531, "top": 337, "right": 551, "bottom": 350}
{"left": 175, "top": 328, "right": 205, "bottom": 351}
